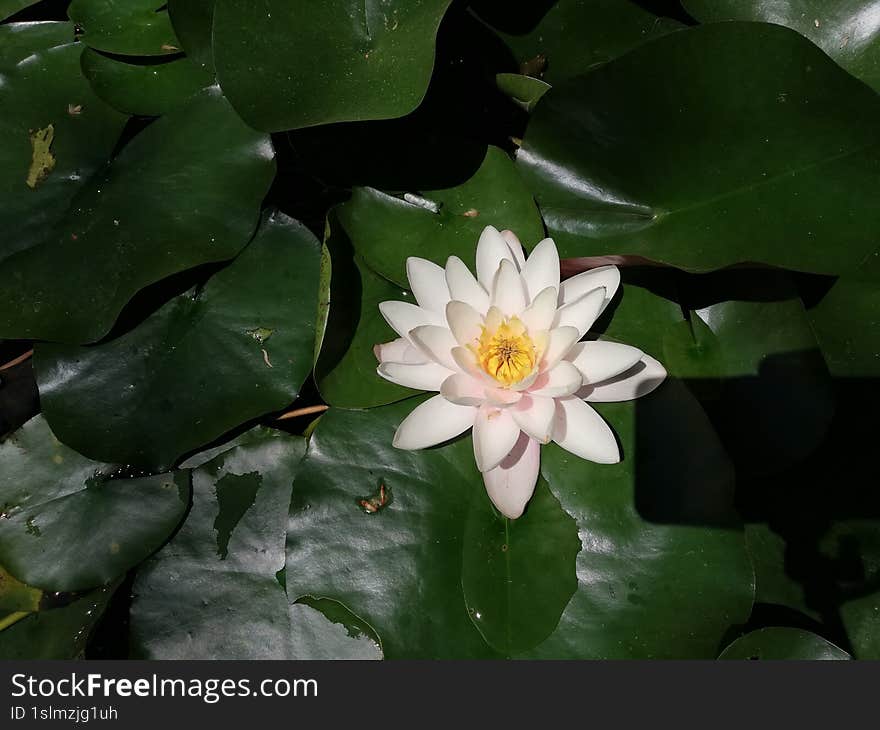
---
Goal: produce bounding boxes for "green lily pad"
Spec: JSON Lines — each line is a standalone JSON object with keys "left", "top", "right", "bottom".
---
{"left": 475, "top": 0, "right": 682, "bottom": 83}
{"left": 0, "top": 22, "right": 127, "bottom": 275}
{"left": 213, "top": 0, "right": 454, "bottom": 131}
{"left": 0, "top": 85, "right": 275, "bottom": 343}
{"left": 315, "top": 218, "right": 417, "bottom": 408}
{"left": 36, "top": 212, "right": 321, "bottom": 471}
{"left": 80, "top": 48, "right": 213, "bottom": 116}
{"left": 462, "top": 481, "right": 579, "bottom": 655}
{"left": 719, "top": 627, "right": 850, "bottom": 660}
{"left": 0, "top": 583, "right": 118, "bottom": 659}
{"left": 68, "top": 0, "right": 182, "bottom": 56}
{"left": 168, "top": 0, "right": 216, "bottom": 74}
{"left": 0, "top": 416, "right": 190, "bottom": 592}
{"left": 287, "top": 400, "right": 507, "bottom": 658}
{"left": 131, "top": 428, "right": 380, "bottom": 659}
{"left": 518, "top": 22, "right": 880, "bottom": 274}
{"left": 521, "top": 379, "right": 754, "bottom": 658}
{"left": 683, "top": 0, "right": 880, "bottom": 93}
{"left": 337, "top": 146, "right": 545, "bottom": 289}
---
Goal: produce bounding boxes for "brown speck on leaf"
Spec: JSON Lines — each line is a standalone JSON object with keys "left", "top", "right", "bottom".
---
{"left": 357, "top": 483, "right": 392, "bottom": 514}
{"left": 26, "top": 125, "right": 56, "bottom": 190}
{"left": 462, "top": 208, "right": 479, "bottom": 218}
{"left": 161, "top": 44, "right": 180, "bottom": 52}
{"left": 261, "top": 348, "right": 273, "bottom": 368}
{"left": 520, "top": 53, "right": 547, "bottom": 79}
{"left": 68, "top": 104, "right": 83, "bottom": 116}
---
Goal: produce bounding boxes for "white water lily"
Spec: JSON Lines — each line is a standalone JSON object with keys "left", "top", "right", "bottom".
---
{"left": 374, "top": 226, "right": 666, "bottom": 519}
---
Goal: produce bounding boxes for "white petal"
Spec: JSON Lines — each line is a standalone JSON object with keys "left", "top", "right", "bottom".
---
{"left": 406, "top": 257, "right": 450, "bottom": 313}
{"left": 560, "top": 265, "right": 620, "bottom": 315}
{"left": 446, "top": 300, "right": 483, "bottom": 347}
{"left": 440, "top": 373, "right": 486, "bottom": 407}
{"left": 451, "top": 346, "right": 495, "bottom": 385}
{"left": 540, "top": 326, "right": 580, "bottom": 371}
{"left": 567, "top": 340, "right": 644, "bottom": 385}
{"left": 552, "top": 397, "right": 620, "bottom": 464}
{"left": 511, "top": 394, "right": 556, "bottom": 443}
{"left": 379, "top": 301, "right": 443, "bottom": 344}
{"left": 581, "top": 354, "right": 667, "bottom": 402}
{"left": 490, "top": 259, "right": 528, "bottom": 316}
{"left": 484, "top": 387, "right": 522, "bottom": 407}
{"left": 527, "top": 360, "right": 583, "bottom": 398}
{"left": 409, "top": 325, "right": 459, "bottom": 371}
{"left": 377, "top": 361, "right": 453, "bottom": 391}
{"left": 393, "top": 395, "right": 476, "bottom": 450}
{"left": 473, "top": 405, "right": 521, "bottom": 472}
{"left": 521, "top": 238, "right": 560, "bottom": 301}
{"left": 445, "top": 256, "right": 490, "bottom": 313}
{"left": 373, "top": 337, "right": 427, "bottom": 365}
{"left": 519, "top": 286, "right": 558, "bottom": 333}
{"left": 553, "top": 287, "right": 606, "bottom": 338}
{"left": 476, "top": 226, "right": 516, "bottom": 290}
{"left": 500, "top": 229, "right": 526, "bottom": 269}
{"left": 482, "top": 433, "right": 540, "bottom": 519}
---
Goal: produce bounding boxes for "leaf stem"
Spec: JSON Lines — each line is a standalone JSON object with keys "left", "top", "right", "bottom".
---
{"left": 0, "top": 349, "right": 33, "bottom": 372}
{"left": 276, "top": 404, "right": 329, "bottom": 421}
{"left": 0, "top": 611, "right": 29, "bottom": 632}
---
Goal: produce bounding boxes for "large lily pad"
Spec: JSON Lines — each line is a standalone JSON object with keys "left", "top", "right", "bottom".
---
{"left": 287, "top": 400, "right": 508, "bottom": 658}
{"left": 475, "top": 0, "right": 682, "bottom": 84}
{"left": 131, "top": 428, "right": 380, "bottom": 659}
{"left": 0, "top": 22, "right": 127, "bottom": 271}
{"left": 0, "top": 0, "right": 42, "bottom": 21}
{"left": 68, "top": 0, "right": 181, "bottom": 56}
{"left": 81, "top": 48, "right": 213, "bottom": 116}
{"left": 719, "top": 627, "right": 850, "bottom": 660}
{"left": 337, "top": 146, "right": 545, "bottom": 288}
{"left": 37, "top": 212, "right": 321, "bottom": 471}
{"left": 0, "top": 416, "right": 190, "bottom": 592}
{"left": 521, "top": 379, "right": 754, "bottom": 658}
{"left": 213, "top": 0, "right": 454, "bottom": 131}
{"left": 0, "top": 85, "right": 275, "bottom": 343}
{"left": 683, "top": 0, "right": 880, "bottom": 93}
{"left": 518, "top": 22, "right": 880, "bottom": 274}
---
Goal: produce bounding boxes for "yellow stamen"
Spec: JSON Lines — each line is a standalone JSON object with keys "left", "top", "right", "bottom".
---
{"left": 473, "top": 314, "right": 537, "bottom": 386}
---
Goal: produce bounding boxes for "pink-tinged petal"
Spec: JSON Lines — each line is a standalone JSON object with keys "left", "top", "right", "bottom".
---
{"left": 490, "top": 259, "right": 528, "bottom": 316}
{"left": 521, "top": 238, "right": 560, "bottom": 301}
{"left": 553, "top": 287, "right": 606, "bottom": 338}
{"left": 440, "top": 373, "right": 486, "bottom": 407}
{"left": 409, "top": 325, "right": 459, "bottom": 371}
{"left": 379, "top": 301, "right": 443, "bottom": 343}
{"left": 511, "top": 394, "right": 556, "bottom": 443}
{"left": 406, "top": 257, "right": 450, "bottom": 313}
{"left": 393, "top": 395, "right": 476, "bottom": 450}
{"left": 559, "top": 265, "right": 620, "bottom": 315}
{"left": 552, "top": 397, "right": 620, "bottom": 464}
{"left": 501, "top": 229, "right": 526, "bottom": 269}
{"left": 581, "top": 354, "right": 666, "bottom": 402}
{"left": 484, "top": 386, "right": 523, "bottom": 407}
{"left": 509, "top": 368, "right": 540, "bottom": 392}
{"left": 540, "top": 326, "right": 580, "bottom": 371}
{"left": 446, "top": 300, "right": 483, "bottom": 347}
{"left": 519, "top": 286, "right": 558, "bottom": 333}
{"left": 373, "top": 337, "right": 427, "bottom": 365}
{"left": 377, "top": 361, "right": 453, "bottom": 391}
{"left": 445, "top": 255, "right": 489, "bottom": 313}
{"left": 473, "top": 405, "right": 521, "bottom": 472}
{"left": 567, "top": 340, "right": 644, "bottom": 384}
{"left": 482, "top": 433, "right": 540, "bottom": 519}
{"left": 476, "top": 226, "right": 517, "bottom": 290}
{"left": 527, "top": 360, "right": 583, "bottom": 398}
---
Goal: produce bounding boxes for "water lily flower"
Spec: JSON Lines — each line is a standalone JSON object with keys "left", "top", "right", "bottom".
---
{"left": 374, "top": 226, "right": 666, "bottom": 519}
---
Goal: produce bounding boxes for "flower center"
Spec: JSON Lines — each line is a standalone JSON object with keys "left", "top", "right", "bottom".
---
{"left": 475, "top": 316, "right": 536, "bottom": 386}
